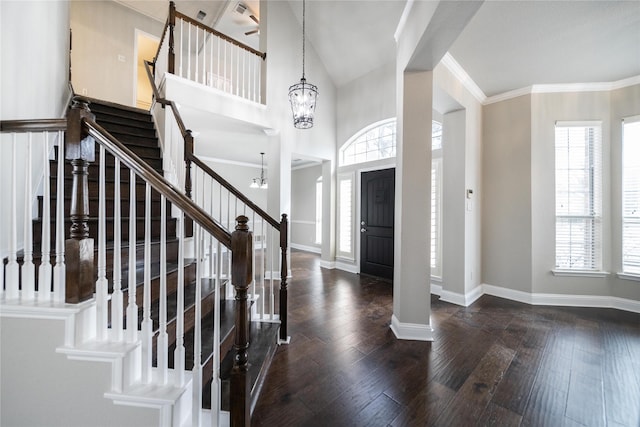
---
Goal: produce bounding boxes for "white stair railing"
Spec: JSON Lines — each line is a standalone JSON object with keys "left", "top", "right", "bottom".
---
{"left": 151, "top": 2, "right": 266, "bottom": 105}
{"left": 0, "top": 121, "right": 67, "bottom": 304}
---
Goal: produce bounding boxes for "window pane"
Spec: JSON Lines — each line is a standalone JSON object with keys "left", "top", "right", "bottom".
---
{"left": 339, "top": 119, "right": 396, "bottom": 166}
{"left": 623, "top": 121, "right": 640, "bottom": 273}
{"left": 339, "top": 178, "right": 352, "bottom": 254}
{"left": 555, "top": 124, "right": 602, "bottom": 270}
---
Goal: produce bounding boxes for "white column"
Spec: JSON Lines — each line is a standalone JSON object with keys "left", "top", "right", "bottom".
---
{"left": 391, "top": 70, "right": 434, "bottom": 341}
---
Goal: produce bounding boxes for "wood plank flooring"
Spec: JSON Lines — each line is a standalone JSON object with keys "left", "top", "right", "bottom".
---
{"left": 252, "top": 250, "right": 640, "bottom": 427}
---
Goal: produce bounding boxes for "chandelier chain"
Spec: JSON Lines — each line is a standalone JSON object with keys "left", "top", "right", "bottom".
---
{"left": 302, "top": 0, "right": 306, "bottom": 79}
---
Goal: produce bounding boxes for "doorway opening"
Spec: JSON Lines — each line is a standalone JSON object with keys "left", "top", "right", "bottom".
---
{"left": 135, "top": 31, "right": 159, "bottom": 109}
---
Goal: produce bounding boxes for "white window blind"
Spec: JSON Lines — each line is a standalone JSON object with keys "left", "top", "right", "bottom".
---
{"left": 555, "top": 122, "right": 603, "bottom": 270}
{"left": 338, "top": 175, "right": 353, "bottom": 255}
{"left": 622, "top": 118, "right": 640, "bottom": 274}
{"left": 431, "top": 158, "right": 442, "bottom": 277}
{"left": 315, "top": 178, "right": 322, "bottom": 245}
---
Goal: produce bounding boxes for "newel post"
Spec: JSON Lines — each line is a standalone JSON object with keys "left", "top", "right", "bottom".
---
{"left": 279, "top": 214, "right": 290, "bottom": 343}
{"left": 231, "top": 215, "right": 253, "bottom": 427}
{"left": 168, "top": 1, "right": 176, "bottom": 74}
{"left": 65, "top": 96, "right": 95, "bottom": 303}
{"left": 184, "top": 130, "right": 194, "bottom": 199}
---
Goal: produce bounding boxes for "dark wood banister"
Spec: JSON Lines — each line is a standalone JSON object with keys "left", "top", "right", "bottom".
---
{"left": 83, "top": 117, "right": 232, "bottom": 249}
{"left": 1, "top": 119, "right": 67, "bottom": 133}
{"left": 188, "top": 155, "right": 280, "bottom": 229}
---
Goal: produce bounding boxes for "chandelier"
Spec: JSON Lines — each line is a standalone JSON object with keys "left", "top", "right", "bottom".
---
{"left": 250, "top": 152, "right": 268, "bottom": 189}
{"left": 288, "top": 0, "right": 318, "bottom": 129}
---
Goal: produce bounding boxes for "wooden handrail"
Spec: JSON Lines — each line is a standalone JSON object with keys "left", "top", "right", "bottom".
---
{"left": 152, "top": 18, "right": 170, "bottom": 65}
{"left": 1, "top": 119, "right": 67, "bottom": 133}
{"left": 143, "top": 60, "right": 189, "bottom": 138}
{"left": 188, "top": 154, "right": 281, "bottom": 229}
{"left": 83, "top": 117, "right": 232, "bottom": 249}
{"left": 174, "top": 11, "right": 266, "bottom": 60}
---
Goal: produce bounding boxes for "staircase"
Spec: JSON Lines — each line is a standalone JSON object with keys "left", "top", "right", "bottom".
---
{"left": 13, "top": 98, "right": 279, "bottom": 422}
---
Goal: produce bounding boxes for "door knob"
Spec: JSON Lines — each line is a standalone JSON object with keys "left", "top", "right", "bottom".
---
{"left": 361, "top": 228, "right": 367, "bottom": 233}
{"left": 361, "top": 221, "right": 366, "bottom": 226}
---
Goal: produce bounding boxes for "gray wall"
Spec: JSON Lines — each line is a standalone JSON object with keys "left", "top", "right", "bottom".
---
{"left": 482, "top": 94, "right": 533, "bottom": 293}
{"left": 291, "top": 164, "right": 322, "bottom": 251}
{"left": 482, "top": 85, "right": 640, "bottom": 303}
{"left": 71, "top": 1, "right": 163, "bottom": 106}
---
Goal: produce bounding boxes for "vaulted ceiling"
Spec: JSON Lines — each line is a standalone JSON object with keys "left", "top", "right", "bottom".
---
{"left": 119, "top": 0, "right": 640, "bottom": 97}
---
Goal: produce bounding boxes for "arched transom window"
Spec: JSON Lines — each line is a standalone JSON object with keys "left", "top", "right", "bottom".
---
{"left": 339, "top": 118, "right": 443, "bottom": 166}
{"left": 339, "top": 118, "right": 396, "bottom": 166}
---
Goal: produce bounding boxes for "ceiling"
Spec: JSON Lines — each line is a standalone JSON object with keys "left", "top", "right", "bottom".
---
{"left": 116, "top": 0, "right": 640, "bottom": 165}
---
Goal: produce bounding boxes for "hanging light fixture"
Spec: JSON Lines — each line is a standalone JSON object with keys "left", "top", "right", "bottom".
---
{"left": 250, "top": 152, "right": 268, "bottom": 189}
{"left": 288, "top": 0, "right": 318, "bottom": 129}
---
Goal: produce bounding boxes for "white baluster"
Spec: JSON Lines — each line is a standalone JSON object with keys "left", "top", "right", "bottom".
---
{"left": 241, "top": 50, "right": 246, "bottom": 99}
{"left": 158, "top": 195, "right": 168, "bottom": 385}
{"left": 22, "top": 133, "right": 35, "bottom": 300}
{"left": 251, "top": 211, "right": 256, "bottom": 304}
{"left": 179, "top": 19, "right": 183, "bottom": 77}
{"left": 217, "top": 37, "right": 221, "bottom": 90}
{"left": 191, "top": 224, "right": 203, "bottom": 426}
{"left": 141, "top": 183, "right": 153, "bottom": 383}
{"left": 53, "top": 134, "right": 65, "bottom": 303}
{"left": 211, "top": 239, "right": 223, "bottom": 426}
{"left": 270, "top": 226, "right": 275, "bottom": 319}
{"left": 209, "top": 33, "right": 214, "bottom": 87}
{"left": 39, "top": 132, "right": 53, "bottom": 300}
{"left": 261, "top": 218, "right": 266, "bottom": 318}
{"left": 187, "top": 22, "right": 192, "bottom": 81}
{"left": 6, "top": 134, "right": 19, "bottom": 300}
{"left": 174, "top": 211, "right": 185, "bottom": 386}
{"left": 126, "top": 169, "right": 138, "bottom": 342}
{"left": 112, "top": 158, "right": 124, "bottom": 341}
{"left": 195, "top": 26, "right": 199, "bottom": 83}
{"left": 95, "top": 146, "right": 108, "bottom": 340}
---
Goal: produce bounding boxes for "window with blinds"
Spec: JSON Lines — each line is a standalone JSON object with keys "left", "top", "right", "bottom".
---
{"left": 622, "top": 118, "right": 640, "bottom": 274}
{"left": 555, "top": 122, "right": 603, "bottom": 270}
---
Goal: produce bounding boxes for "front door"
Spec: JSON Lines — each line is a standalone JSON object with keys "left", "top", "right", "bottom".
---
{"left": 360, "top": 168, "right": 395, "bottom": 280}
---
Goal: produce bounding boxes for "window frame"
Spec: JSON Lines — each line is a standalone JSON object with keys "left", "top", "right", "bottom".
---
{"left": 553, "top": 121, "right": 603, "bottom": 272}
{"left": 621, "top": 116, "right": 640, "bottom": 276}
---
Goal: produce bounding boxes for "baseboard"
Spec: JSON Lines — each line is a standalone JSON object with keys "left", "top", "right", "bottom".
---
{"left": 430, "top": 283, "right": 443, "bottom": 296}
{"left": 335, "top": 261, "right": 358, "bottom": 274}
{"left": 290, "top": 243, "right": 321, "bottom": 254}
{"left": 435, "top": 285, "right": 483, "bottom": 307}
{"left": 390, "top": 314, "right": 434, "bottom": 341}
{"left": 481, "top": 283, "right": 640, "bottom": 314}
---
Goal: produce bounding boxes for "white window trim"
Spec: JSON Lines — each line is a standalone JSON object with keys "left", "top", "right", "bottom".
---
{"left": 552, "top": 269, "right": 610, "bottom": 278}
{"left": 621, "top": 116, "right": 640, "bottom": 276}
{"left": 554, "top": 121, "right": 604, "bottom": 272}
{"left": 337, "top": 172, "right": 355, "bottom": 260}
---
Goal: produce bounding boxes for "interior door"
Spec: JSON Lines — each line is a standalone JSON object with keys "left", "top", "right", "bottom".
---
{"left": 360, "top": 168, "right": 395, "bottom": 280}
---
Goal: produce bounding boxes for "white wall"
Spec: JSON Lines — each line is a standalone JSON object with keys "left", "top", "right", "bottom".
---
{"left": 70, "top": 1, "right": 163, "bottom": 106}
{"left": 290, "top": 164, "right": 322, "bottom": 251}
{"left": 337, "top": 61, "right": 396, "bottom": 146}
{"left": 0, "top": 0, "right": 71, "bottom": 258}
{"left": 1, "top": 317, "right": 159, "bottom": 426}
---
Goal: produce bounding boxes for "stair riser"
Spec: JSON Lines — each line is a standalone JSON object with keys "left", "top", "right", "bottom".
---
{"left": 51, "top": 178, "right": 160, "bottom": 200}
{"left": 54, "top": 162, "right": 163, "bottom": 181}
{"left": 95, "top": 121, "right": 157, "bottom": 139}
{"left": 89, "top": 104, "right": 153, "bottom": 124}
{"left": 32, "top": 217, "right": 178, "bottom": 243}
{"left": 38, "top": 196, "right": 168, "bottom": 219}
{"left": 95, "top": 114, "right": 155, "bottom": 130}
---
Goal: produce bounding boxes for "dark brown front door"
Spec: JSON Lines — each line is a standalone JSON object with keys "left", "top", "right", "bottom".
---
{"left": 360, "top": 168, "right": 395, "bottom": 280}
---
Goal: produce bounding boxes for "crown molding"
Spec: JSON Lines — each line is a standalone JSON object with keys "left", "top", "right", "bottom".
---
{"left": 440, "top": 53, "right": 487, "bottom": 104}
{"left": 483, "top": 74, "right": 640, "bottom": 105}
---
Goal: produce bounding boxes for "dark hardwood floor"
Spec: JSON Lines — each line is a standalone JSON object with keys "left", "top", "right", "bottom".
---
{"left": 252, "top": 250, "right": 640, "bottom": 427}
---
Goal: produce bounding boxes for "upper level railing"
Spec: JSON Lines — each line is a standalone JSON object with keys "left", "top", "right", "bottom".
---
{"left": 152, "top": 1, "right": 266, "bottom": 104}
{"left": 1, "top": 97, "right": 255, "bottom": 426}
